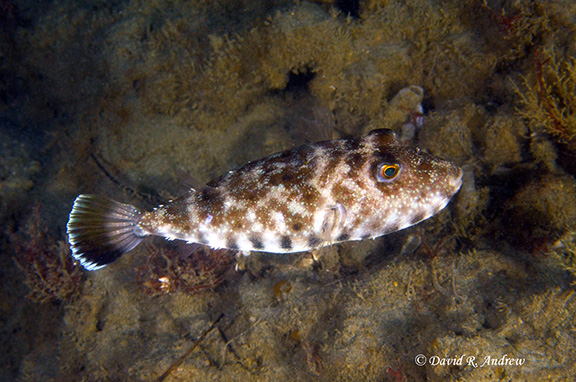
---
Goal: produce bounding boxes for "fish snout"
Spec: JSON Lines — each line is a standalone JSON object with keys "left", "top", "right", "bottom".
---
{"left": 449, "top": 166, "right": 464, "bottom": 195}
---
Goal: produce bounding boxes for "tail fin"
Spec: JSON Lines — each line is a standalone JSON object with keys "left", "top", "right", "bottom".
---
{"left": 67, "top": 195, "right": 146, "bottom": 271}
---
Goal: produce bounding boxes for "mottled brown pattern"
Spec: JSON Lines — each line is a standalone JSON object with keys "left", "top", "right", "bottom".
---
{"left": 330, "top": 181, "right": 357, "bottom": 208}
{"left": 139, "top": 129, "right": 463, "bottom": 253}
{"left": 139, "top": 196, "right": 194, "bottom": 238}
{"left": 345, "top": 151, "right": 367, "bottom": 174}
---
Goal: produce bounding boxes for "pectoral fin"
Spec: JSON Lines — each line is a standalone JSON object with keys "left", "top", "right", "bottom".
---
{"left": 319, "top": 203, "right": 347, "bottom": 243}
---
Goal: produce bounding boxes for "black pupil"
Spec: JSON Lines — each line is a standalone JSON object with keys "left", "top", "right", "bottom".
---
{"left": 384, "top": 166, "right": 397, "bottom": 177}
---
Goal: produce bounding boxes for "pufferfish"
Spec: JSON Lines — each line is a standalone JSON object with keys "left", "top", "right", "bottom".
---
{"left": 67, "top": 129, "right": 463, "bottom": 271}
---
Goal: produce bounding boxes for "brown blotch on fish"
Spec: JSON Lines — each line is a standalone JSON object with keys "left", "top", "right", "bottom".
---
{"left": 226, "top": 238, "right": 239, "bottom": 250}
{"left": 345, "top": 152, "right": 366, "bottom": 171}
{"left": 268, "top": 173, "right": 283, "bottom": 186}
{"left": 280, "top": 236, "right": 293, "bottom": 250}
{"left": 250, "top": 235, "right": 265, "bottom": 250}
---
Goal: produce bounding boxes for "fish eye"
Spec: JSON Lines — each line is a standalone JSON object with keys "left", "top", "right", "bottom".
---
{"left": 377, "top": 163, "right": 401, "bottom": 182}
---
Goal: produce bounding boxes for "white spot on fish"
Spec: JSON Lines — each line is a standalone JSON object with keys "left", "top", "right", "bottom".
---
{"left": 274, "top": 211, "right": 285, "bottom": 226}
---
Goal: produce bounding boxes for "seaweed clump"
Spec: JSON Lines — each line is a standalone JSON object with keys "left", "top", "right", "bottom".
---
{"left": 549, "top": 231, "right": 576, "bottom": 286}
{"left": 12, "top": 206, "right": 83, "bottom": 303}
{"left": 515, "top": 48, "right": 576, "bottom": 150}
{"left": 136, "top": 242, "right": 236, "bottom": 296}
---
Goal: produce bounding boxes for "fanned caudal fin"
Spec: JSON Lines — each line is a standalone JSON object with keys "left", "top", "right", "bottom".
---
{"left": 67, "top": 195, "right": 146, "bottom": 271}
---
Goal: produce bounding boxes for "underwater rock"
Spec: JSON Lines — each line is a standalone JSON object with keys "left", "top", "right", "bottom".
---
{"left": 419, "top": 102, "right": 483, "bottom": 164}
{"left": 453, "top": 165, "right": 489, "bottom": 240}
{"left": 505, "top": 173, "right": 576, "bottom": 245}
{"left": 365, "top": 85, "right": 424, "bottom": 137}
{"left": 0, "top": 132, "right": 41, "bottom": 222}
{"left": 529, "top": 134, "right": 559, "bottom": 173}
{"left": 482, "top": 113, "right": 528, "bottom": 170}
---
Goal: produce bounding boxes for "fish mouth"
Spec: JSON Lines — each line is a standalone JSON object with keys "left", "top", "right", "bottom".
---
{"left": 451, "top": 166, "right": 464, "bottom": 194}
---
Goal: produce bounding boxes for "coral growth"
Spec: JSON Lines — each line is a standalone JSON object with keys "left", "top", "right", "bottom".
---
{"left": 12, "top": 206, "right": 83, "bottom": 303}
{"left": 136, "top": 242, "right": 236, "bottom": 295}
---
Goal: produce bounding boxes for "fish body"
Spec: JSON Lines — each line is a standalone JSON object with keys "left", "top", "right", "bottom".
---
{"left": 67, "top": 129, "right": 462, "bottom": 270}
